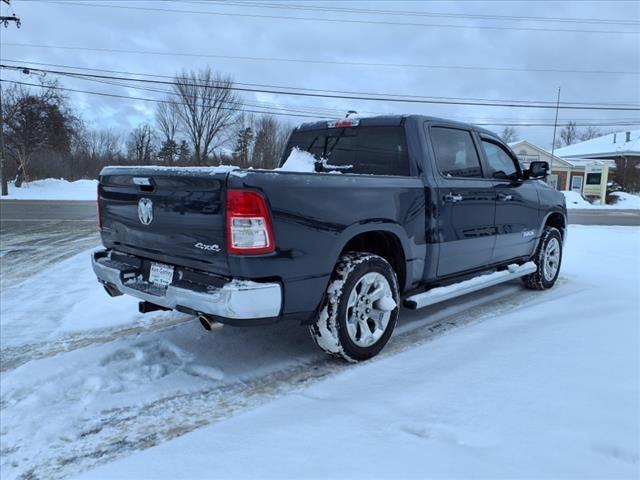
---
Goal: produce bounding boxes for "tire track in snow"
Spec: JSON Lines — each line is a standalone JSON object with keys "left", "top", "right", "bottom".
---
{"left": 4, "top": 278, "right": 576, "bottom": 480}
{"left": 0, "top": 314, "right": 191, "bottom": 372}
{"left": 0, "top": 221, "right": 100, "bottom": 290}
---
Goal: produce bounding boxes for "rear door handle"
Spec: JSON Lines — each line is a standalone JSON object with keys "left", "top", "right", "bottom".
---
{"left": 497, "top": 193, "right": 513, "bottom": 201}
{"left": 444, "top": 193, "right": 463, "bottom": 203}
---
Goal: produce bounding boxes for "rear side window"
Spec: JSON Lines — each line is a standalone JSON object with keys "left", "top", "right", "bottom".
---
{"left": 481, "top": 140, "right": 519, "bottom": 179}
{"left": 430, "top": 127, "right": 483, "bottom": 178}
{"left": 283, "top": 126, "right": 409, "bottom": 176}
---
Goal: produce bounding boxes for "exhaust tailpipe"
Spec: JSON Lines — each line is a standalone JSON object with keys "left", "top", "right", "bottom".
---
{"left": 103, "top": 283, "right": 123, "bottom": 297}
{"left": 199, "top": 314, "right": 221, "bottom": 331}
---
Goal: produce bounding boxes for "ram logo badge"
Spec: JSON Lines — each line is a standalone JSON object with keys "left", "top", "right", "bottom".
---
{"left": 195, "top": 242, "right": 221, "bottom": 252}
{"left": 138, "top": 198, "right": 153, "bottom": 225}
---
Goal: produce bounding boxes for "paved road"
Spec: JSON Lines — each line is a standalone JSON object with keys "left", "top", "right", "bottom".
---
{"left": 0, "top": 200, "right": 97, "bottom": 221}
{"left": 567, "top": 208, "right": 640, "bottom": 226}
{"left": 0, "top": 201, "right": 100, "bottom": 288}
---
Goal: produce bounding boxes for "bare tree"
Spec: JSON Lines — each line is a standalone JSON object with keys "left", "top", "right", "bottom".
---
{"left": 127, "top": 123, "right": 155, "bottom": 164}
{"left": 499, "top": 127, "right": 518, "bottom": 144}
{"left": 558, "top": 121, "right": 579, "bottom": 147}
{"left": 156, "top": 100, "right": 180, "bottom": 144}
{"left": 85, "top": 129, "right": 121, "bottom": 160}
{"left": 579, "top": 126, "right": 601, "bottom": 141}
{"left": 172, "top": 68, "right": 242, "bottom": 165}
{"left": 252, "top": 115, "right": 289, "bottom": 169}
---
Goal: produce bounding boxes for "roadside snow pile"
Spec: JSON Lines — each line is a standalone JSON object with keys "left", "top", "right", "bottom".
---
{"left": 611, "top": 191, "right": 640, "bottom": 209}
{"left": 562, "top": 190, "right": 592, "bottom": 208}
{"left": 1, "top": 179, "right": 97, "bottom": 201}
{"left": 562, "top": 190, "right": 640, "bottom": 210}
{"left": 276, "top": 147, "right": 317, "bottom": 172}
{"left": 79, "top": 226, "right": 640, "bottom": 480}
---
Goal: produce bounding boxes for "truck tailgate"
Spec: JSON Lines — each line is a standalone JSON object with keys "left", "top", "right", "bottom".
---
{"left": 98, "top": 167, "right": 230, "bottom": 275}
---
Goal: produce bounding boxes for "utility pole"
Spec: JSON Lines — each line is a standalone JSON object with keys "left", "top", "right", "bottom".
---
{"left": 0, "top": 0, "right": 20, "bottom": 195}
{"left": 549, "top": 86, "right": 561, "bottom": 186}
{"left": 0, "top": 82, "right": 7, "bottom": 195}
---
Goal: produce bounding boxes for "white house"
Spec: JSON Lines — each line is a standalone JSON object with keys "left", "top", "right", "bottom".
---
{"left": 507, "top": 140, "right": 594, "bottom": 191}
{"left": 554, "top": 130, "right": 639, "bottom": 192}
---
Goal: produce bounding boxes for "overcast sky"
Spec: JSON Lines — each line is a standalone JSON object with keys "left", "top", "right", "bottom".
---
{"left": 1, "top": 0, "right": 639, "bottom": 148}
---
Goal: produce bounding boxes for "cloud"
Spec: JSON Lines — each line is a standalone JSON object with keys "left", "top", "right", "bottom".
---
{"left": 2, "top": 0, "right": 638, "bottom": 148}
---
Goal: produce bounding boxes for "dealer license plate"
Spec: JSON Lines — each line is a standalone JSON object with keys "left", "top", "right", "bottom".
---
{"left": 149, "top": 262, "right": 174, "bottom": 287}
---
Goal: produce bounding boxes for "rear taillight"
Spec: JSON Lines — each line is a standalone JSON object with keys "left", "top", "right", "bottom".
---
{"left": 226, "top": 190, "right": 275, "bottom": 255}
{"left": 97, "top": 184, "right": 102, "bottom": 229}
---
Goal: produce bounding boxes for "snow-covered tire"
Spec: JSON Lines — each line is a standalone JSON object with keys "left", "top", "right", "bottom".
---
{"left": 523, "top": 226, "right": 563, "bottom": 290}
{"left": 309, "top": 252, "right": 400, "bottom": 362}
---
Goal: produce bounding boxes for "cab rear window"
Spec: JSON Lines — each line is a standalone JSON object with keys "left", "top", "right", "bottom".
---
{"left": 282, "top": 126, "right": 409, "bottom": 176}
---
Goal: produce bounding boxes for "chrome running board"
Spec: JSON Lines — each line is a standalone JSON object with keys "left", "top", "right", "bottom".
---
{"left": 404, "top": 262, "right": 537, "bottom": 310}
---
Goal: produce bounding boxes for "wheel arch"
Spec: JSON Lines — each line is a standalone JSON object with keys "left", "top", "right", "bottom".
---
{"left": 541, "top": 210, "right": 567, "bottom": 240}
{"left": 336, "top": 225, "right": 409, "bottom": 292}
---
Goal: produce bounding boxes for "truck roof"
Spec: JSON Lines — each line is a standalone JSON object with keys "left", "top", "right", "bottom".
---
{"left": 295, "top": 114, "right": 499, "bottom": 138}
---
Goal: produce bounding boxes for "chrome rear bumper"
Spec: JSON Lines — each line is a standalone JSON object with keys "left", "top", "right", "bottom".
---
{"left": 91, "top": 250, "right": 282, "bottom": 320}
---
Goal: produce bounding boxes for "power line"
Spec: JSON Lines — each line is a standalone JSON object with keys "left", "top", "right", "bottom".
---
{"left": 3, "top": 63, "right": 640, "bottom": 112}
{"left": 3, "top": 78, "right": 639, "bottom": 129}
{"left": 61, "top": 72, "right": 640, "bottom": 124}
{"left": 58, "top": 75, "right": 640, "bottom": 126}
{"left": 4, "top": 58, "right": 638, "bottom": 107}
{"left": 45, "top": 1, "right": 640, "bottom": 35}
{"left": 187, "top": 0, "right": 640, "bottom": 26}
{"left": 0, "top": 78, "right": 323, "bottom": 120}
{"left": 63, "top": 73, "right": 361, "bottom": 118}
{"left": 4, "top": 43, "right": 638, "bottom": 77}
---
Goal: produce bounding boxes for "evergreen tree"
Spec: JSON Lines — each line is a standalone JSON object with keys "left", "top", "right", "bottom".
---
{"left": 177, "top": 140, "right": 191, "bottom": 165}
{"left": 232, "top": 126, "right": 254, "bottom": 168}
{"left": 158, "top": 139, "right": 179, "bottom": 163}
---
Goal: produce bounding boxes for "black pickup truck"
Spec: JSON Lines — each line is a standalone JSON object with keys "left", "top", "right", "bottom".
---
{"left": 93, "top": 115, "right": 566, "bottom": 361}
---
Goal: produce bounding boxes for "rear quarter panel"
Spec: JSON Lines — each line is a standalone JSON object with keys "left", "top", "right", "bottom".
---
{"left": 227, "top": 170, "right": 426, "bottom": 318}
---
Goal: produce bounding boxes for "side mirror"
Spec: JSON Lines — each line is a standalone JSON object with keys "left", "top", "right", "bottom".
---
{"left": 526, "top": 161, "right": 549, "bottom": 179}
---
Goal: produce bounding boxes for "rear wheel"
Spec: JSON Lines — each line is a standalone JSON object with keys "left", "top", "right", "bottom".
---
{"left": 309, "top": 252, "right": 400, "bottom": 362}
{"left": 523, "top": 226, "right": 563, "bottom": 290}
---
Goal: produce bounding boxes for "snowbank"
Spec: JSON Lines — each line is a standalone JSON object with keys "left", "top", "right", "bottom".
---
{"left": 78, "top": 226, "right": 640, "bottom": 480}
{"left": 562, "top": 190, "right": 640, "bottom": 210}
{"left": 0, "top": 179, "right": 97, "bottom": 201}
{"left": 611, "top": 191, "right": 640, "bottom": 209}
{"left": 562, "top": 190, "right": 592, "bottom": 208}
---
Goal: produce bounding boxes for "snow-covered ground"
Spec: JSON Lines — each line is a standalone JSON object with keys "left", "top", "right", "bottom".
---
{"left": 0, "top": 179, "right": 98, "bottom": 201}
{"left": 563, "top": 190, "right": 640, "bottom": 210}
{"left": 1, "top": 226, "right": 639, "bottom": 479}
